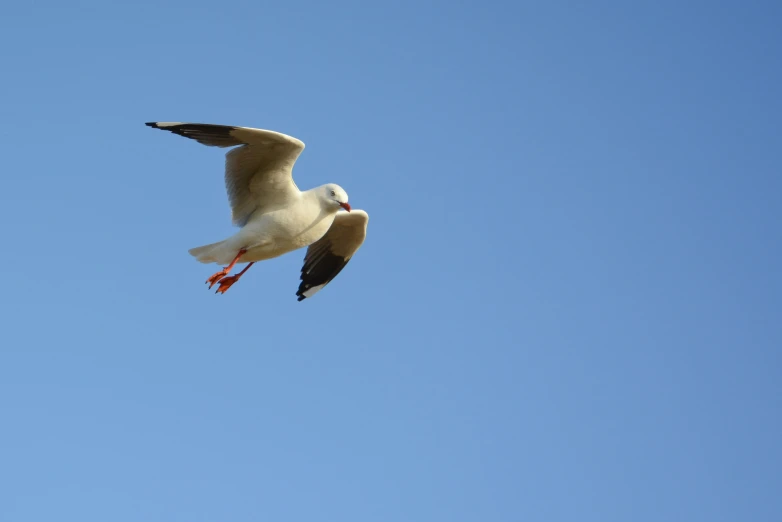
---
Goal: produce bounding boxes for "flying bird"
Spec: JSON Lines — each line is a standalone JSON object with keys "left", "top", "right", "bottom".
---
{"left": 146, "top": 122, "right": 369, "bottom": 300}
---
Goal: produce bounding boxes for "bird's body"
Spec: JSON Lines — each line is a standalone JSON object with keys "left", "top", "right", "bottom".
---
{"left": 189, "top": 187, "right": 341, "bottom": 265}
{"left": 146, "top": 121, "right": 369, "bottom": 300}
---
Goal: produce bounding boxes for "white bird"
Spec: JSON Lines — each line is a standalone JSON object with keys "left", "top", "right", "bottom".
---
{"left": 146, "top": 122, "right": 369, "bottom": 300}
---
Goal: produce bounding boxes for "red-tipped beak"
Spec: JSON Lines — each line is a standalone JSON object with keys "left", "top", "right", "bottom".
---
{"left": 339, "top": 202, "right": 351, "bottom": 212}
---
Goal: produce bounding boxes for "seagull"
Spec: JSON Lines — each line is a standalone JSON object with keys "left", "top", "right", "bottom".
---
{"left": 146, "top": 122, "right": 369, "bottom": 300}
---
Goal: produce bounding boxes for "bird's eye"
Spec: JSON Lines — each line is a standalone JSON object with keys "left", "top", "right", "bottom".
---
{"left": 330, "top": 190, "right": 336, "bottom": 197}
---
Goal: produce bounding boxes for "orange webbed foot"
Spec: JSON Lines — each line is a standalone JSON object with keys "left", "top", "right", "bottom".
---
{"left": 205, "top": 249, "right": 248, "bottom": 289}
{"left": 214, "top": 275, "right": 240, "bottom": 294}
{"left": 206, "top": 270, "right": 229, "bottom": 289}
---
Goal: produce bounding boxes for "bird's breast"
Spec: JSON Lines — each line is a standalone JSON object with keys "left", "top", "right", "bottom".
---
{"left": 245, "top": 201, "right": 336, "bottom": 253}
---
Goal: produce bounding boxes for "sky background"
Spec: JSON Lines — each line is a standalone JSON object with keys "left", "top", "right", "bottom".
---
{"left": 0, "top": 1, "right": 780, "bottom": 521}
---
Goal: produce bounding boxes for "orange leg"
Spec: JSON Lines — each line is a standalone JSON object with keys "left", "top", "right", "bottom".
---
{"left": 215, "top": 262, "right": 255, "bottom": 295}
{"left": 206, "top": 249, "right": 247, "bottom": 289}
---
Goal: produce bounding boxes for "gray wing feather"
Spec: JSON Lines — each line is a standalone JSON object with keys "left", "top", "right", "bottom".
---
{"left": 296, "top": 210, "right": 369, "bottom": 301}
{"left": 146, "top": 122, "right": 304, "bottom": 226}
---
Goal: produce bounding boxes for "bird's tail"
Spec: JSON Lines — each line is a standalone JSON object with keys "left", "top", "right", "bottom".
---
{"left": 188, "top": 240, "right": 227, "bottom": 264}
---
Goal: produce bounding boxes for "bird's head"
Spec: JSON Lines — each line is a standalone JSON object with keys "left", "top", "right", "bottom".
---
{"left": 322, "top": 183, "right": 350, "bottom": 212}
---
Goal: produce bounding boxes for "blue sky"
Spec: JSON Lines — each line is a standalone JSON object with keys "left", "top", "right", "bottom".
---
{"left": 0, "top": 1, "right": 780, "bottom": 521}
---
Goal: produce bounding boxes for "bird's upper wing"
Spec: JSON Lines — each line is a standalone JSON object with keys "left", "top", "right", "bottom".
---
{"left": 146, "top": 122, "right": 305, "bottom": 226}
{"left": 296, "top": 210, "right": 369, "bottom": 301}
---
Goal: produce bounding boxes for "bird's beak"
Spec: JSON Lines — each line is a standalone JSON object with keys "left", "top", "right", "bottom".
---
{"left": 339, "top": 202, "right": 351, "bottom": 212}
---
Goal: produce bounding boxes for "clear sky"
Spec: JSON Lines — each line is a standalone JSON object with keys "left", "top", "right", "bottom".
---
{"left": 0, "top": 1, "right": 780, "bottom": 521}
